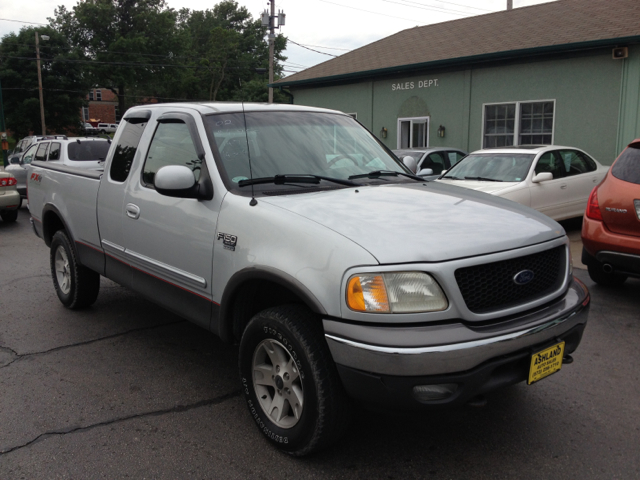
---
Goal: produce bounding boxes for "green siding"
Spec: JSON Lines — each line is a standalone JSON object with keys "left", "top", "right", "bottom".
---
{"left": 618, "top": 44, "right": 640, "bottom": 153}
{"left": 292, "top": 82, "right": 374, "bottom": 130}
{"left": 291, "top": 48, "right": 635, "bottom": 165}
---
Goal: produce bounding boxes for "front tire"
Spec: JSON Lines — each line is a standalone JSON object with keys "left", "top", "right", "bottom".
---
{"left": 239, "top": 305, "right": 350, "bottom": 456}
{"left": 50, "top": 230, "right": 100, "bottom": 309}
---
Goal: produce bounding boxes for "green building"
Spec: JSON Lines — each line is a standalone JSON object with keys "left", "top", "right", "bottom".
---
{"left": 275, "top": 0, "right": 640, "bottom": 165}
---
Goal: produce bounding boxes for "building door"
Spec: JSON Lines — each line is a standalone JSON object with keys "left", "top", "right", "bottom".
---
{"left": 397, "top": 117, "right": 430, "bottom": 149}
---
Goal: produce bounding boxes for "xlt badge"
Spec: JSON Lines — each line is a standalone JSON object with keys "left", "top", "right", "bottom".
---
{"left": 217, "top": 232, "right": 238, "bottom": 251}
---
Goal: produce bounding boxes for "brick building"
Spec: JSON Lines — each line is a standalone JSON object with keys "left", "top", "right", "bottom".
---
{"left": 82, "top": 88, "right": 119, "bottom": 125}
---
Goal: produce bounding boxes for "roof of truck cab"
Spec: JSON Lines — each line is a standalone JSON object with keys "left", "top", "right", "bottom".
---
{"left": 125, "top": 102, "right": 344, "bottom": 116}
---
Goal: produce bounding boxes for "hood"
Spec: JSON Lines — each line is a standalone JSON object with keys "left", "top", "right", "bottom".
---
{"left": 436, "top": 178, "right": 520, "bottom": 195}
{"left": 261, "top": 182, "right": 563, "bottom": 264}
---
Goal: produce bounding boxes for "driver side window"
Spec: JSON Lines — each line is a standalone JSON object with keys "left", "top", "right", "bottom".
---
{"left": 535, "top": 152, "right": 564, "bottom": 179}
{"left": 142, "top": 122, "right": 201, "bottom": 188}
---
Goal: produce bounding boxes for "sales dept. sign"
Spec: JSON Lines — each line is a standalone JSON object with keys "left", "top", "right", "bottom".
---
{"left": 392, "top": 79, "right": 439, "bottom": 91}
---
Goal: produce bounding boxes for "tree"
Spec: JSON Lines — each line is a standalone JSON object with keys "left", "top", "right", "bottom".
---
{"left": 50, "top": 0, "right": 183, "bottom": 114}
{"left": 176, "top": 1, "right": 289, "bottom": 103}
{"left": 0, "top": 27, "right": 90, "bottom": 138}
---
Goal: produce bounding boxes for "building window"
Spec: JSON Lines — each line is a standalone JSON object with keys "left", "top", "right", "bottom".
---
{"left": 96, "top": 89, "right": 102, "bottom": 101}
{"left": 397, "top": 116, "right": 430, "bottom": 149}
{"left": 82, "top": 107, "right": 89, "bottom": 121}
{"left": 89, "top": 90, "right": 94, "bottom": 101}
{"left": 483, "top": 100, "right": 554, "bottom": 148}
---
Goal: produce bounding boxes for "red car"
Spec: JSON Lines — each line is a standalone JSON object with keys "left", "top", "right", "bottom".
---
{"left": 582, "top": 139, "right": 640, "bottom": 285}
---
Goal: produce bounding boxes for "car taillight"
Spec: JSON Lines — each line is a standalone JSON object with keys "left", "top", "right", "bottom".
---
{"left": 585, "top": 186, "right": 603, "bottom": 221}
{"left": 1, "top": 177, "right": 17, "bottom": 187}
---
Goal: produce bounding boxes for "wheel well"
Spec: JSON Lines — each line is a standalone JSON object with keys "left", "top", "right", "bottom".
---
{"left": 42, "top": 210, "right": 66, "bottom": 247}
{"left": 228, "top": 279, "right": 310, "bottom": 342}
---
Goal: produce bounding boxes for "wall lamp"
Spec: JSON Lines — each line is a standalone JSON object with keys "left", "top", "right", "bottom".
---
{"left": 380, "top": 127, "right": 388, "bottom": 138}
{"left": 437, "top": 125, "right": 445, "bottom": 138}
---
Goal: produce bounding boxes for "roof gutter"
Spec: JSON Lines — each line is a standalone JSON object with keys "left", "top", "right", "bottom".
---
{"left": 272, "top": 36, "right": 640, "bottom": 88}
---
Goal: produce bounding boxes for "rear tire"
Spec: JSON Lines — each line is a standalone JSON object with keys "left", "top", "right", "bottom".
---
{"left": 239, "top": 304, "right": 351, "bottom": 456}
{"left": 50, "top": 230, "right": 100, "bottom": 309}
{"left": 1, "top": 210, "right": 18, "bottom": 223}
{"left": 587, "top": 262, "right": 627, "bottom": 286}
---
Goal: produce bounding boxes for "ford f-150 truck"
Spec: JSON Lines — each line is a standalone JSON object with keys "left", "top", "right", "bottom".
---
{"left": 27, "top": 103, "right": 590, "bottom": 456}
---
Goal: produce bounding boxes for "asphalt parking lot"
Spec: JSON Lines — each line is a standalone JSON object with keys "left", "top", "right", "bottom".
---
{"left": 1, "top": 205, "right": 639, "bottom": 479}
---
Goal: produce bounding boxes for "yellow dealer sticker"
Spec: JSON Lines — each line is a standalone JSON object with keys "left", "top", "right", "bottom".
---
{"left": 528, "top": 342, "right": 565, "bottom": 385}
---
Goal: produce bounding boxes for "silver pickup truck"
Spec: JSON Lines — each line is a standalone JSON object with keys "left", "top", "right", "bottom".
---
{"left": 27, "top": 103, "right": 590, "bottom": 456}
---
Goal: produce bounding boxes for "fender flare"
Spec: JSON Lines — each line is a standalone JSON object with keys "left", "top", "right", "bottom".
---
{"left": 41, "top": 203, "right": 75, "bottom": 248}
{"left": 218, "top": 266, "right": 327, "bottom": 342}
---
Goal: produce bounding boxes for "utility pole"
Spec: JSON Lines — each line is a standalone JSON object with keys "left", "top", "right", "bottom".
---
{"left": 35, "top": 32, "right": 49, "bottom": 136}
{"left": 262, "top": 3, "right": 285, "bottom": 103}
{"left": 507, "top": 0, "right": 513, "bottom": 10}
{"left": 0, "top": 78, "right": 8, "bottom": 167}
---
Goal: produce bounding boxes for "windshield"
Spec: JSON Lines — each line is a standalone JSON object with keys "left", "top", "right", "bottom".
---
{"left": 67, "top": 141, "right": 111, "bottom": 161}
{"left": 442, "top": 153, "right": 535, "bottom": 182}
{"left": 204, "top": 111, "right": 406, "bottom": 190}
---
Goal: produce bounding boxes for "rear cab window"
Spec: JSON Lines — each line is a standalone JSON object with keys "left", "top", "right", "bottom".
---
{"left": 67, "top": 141, "right": 110, "bottom": 161}
{"left": 612, "top": 145, "right": 640, "bottom": 185}
{"left": 109, "top": 119, "right": 148, "bottom": 182}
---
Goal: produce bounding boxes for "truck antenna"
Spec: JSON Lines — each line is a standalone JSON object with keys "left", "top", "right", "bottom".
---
{"left": 241, "top": 101, "right": 258, "bottom": 206}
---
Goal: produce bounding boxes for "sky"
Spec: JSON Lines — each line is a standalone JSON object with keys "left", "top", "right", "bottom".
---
{"left": 0, "top": 0, "right": 554, "bottom": 77}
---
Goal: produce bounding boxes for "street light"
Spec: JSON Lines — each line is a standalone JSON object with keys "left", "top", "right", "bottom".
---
{"left": 35, "top": 32, "right": 49, "bottom": 136}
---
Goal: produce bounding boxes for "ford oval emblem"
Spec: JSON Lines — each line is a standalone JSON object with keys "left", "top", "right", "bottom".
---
{"left": 513, "top": 270, "right": 535, "bottom": 285}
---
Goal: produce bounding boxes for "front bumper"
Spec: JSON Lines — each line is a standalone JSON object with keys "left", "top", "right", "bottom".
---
{"left": 324, "top": 277, "right": 589, "bottom": 408}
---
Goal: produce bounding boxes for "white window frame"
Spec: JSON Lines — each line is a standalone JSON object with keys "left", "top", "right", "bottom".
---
{"left": 82, "top": 106, "right": 89, "bottom": 121}
{"left": 481, "top": 99, "right": 556, "bottom": 147}
{"left": 96, "top": 89, "right": 102, "bottom": 101}
{"left": 88, "top": 90, "right": 94, "bottom": 101}
{"left": 396, "top": 116, "right": 430, "bottom": 149}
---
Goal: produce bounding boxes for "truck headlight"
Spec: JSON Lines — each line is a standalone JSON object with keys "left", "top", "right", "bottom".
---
{"left": 346, "top": 272, "right": 448, "bottom": 313}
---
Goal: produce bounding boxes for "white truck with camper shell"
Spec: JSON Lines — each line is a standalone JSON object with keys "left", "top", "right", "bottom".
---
{"left": 27, "top": 102, "right": 590, "bottom": 456}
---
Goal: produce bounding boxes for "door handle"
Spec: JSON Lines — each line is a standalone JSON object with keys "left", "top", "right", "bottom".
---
{"left": 560, "top": 184, "right": 567, "bottom": 189}
{"left": 125, "top": 203, "right": 140, "bottom": 219}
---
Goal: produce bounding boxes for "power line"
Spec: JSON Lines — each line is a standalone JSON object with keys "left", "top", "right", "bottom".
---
{"left": 0, "top": 18, "right": 48, "bottom": 26}
{"left": 318, "top": 0, "right": 427, "bottom": 23}
{"left": 288, "top": 39, "right": 337, "bottom": 57}
{"left": 404, "top": 0, "right": 493, "bottom": 13}
{"left": 382, "top": 0, "right": 475, "bottom": 16}
{"left": 288, "top": 40, "right": 351, "bottom": 52}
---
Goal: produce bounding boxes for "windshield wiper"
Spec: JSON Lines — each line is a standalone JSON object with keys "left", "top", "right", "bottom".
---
{"left": 441, "top": 175, "right": 464, "bottom": 180}
{"left": 238, "top": 174, "right": 358, "bottom": 188}
{"left": 348, "top": 170, "right": 424, "bottom": 182}
{"left": 463, "top": 176, "right": 504, "bottom": 182}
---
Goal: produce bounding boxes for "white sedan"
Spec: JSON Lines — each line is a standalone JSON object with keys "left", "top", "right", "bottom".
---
{"left": 436, "top": 145, "right": 609, "bottom": 221}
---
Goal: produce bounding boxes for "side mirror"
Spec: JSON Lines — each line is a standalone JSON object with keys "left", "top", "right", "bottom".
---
{"left": 154, "top": 165, "right": 199, "bottom": 198}
{"left": 532, "top": 172, "right": 553, "bottom": 183}
{"left": 9, "top": 157, "right": 21, "bottom": 165}
{"left": 402, "top": 155, "right": 417, "bottom": 174}
{"left": 417, "top": 168, "right": 434, "bottom": 176}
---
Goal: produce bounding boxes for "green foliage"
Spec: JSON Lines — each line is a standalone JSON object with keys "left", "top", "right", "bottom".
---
{"left": 0, "top": 27, "right": 90, "bottom": 138}
{"left": 0, "top": 0, "right": 290, "bottom": 136}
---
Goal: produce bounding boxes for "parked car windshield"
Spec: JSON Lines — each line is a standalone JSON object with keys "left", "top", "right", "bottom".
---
{"left": 67, "top": 141, "right": 111, "bottom": 161}
{"left": 442, "top": 153, "right": 535, "bottom": 182}
{"left": 612, "top": 145, "right": 640, "bottom": 185}
{"left": 204, "top": 111, "right": 406, "bottom": 188}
